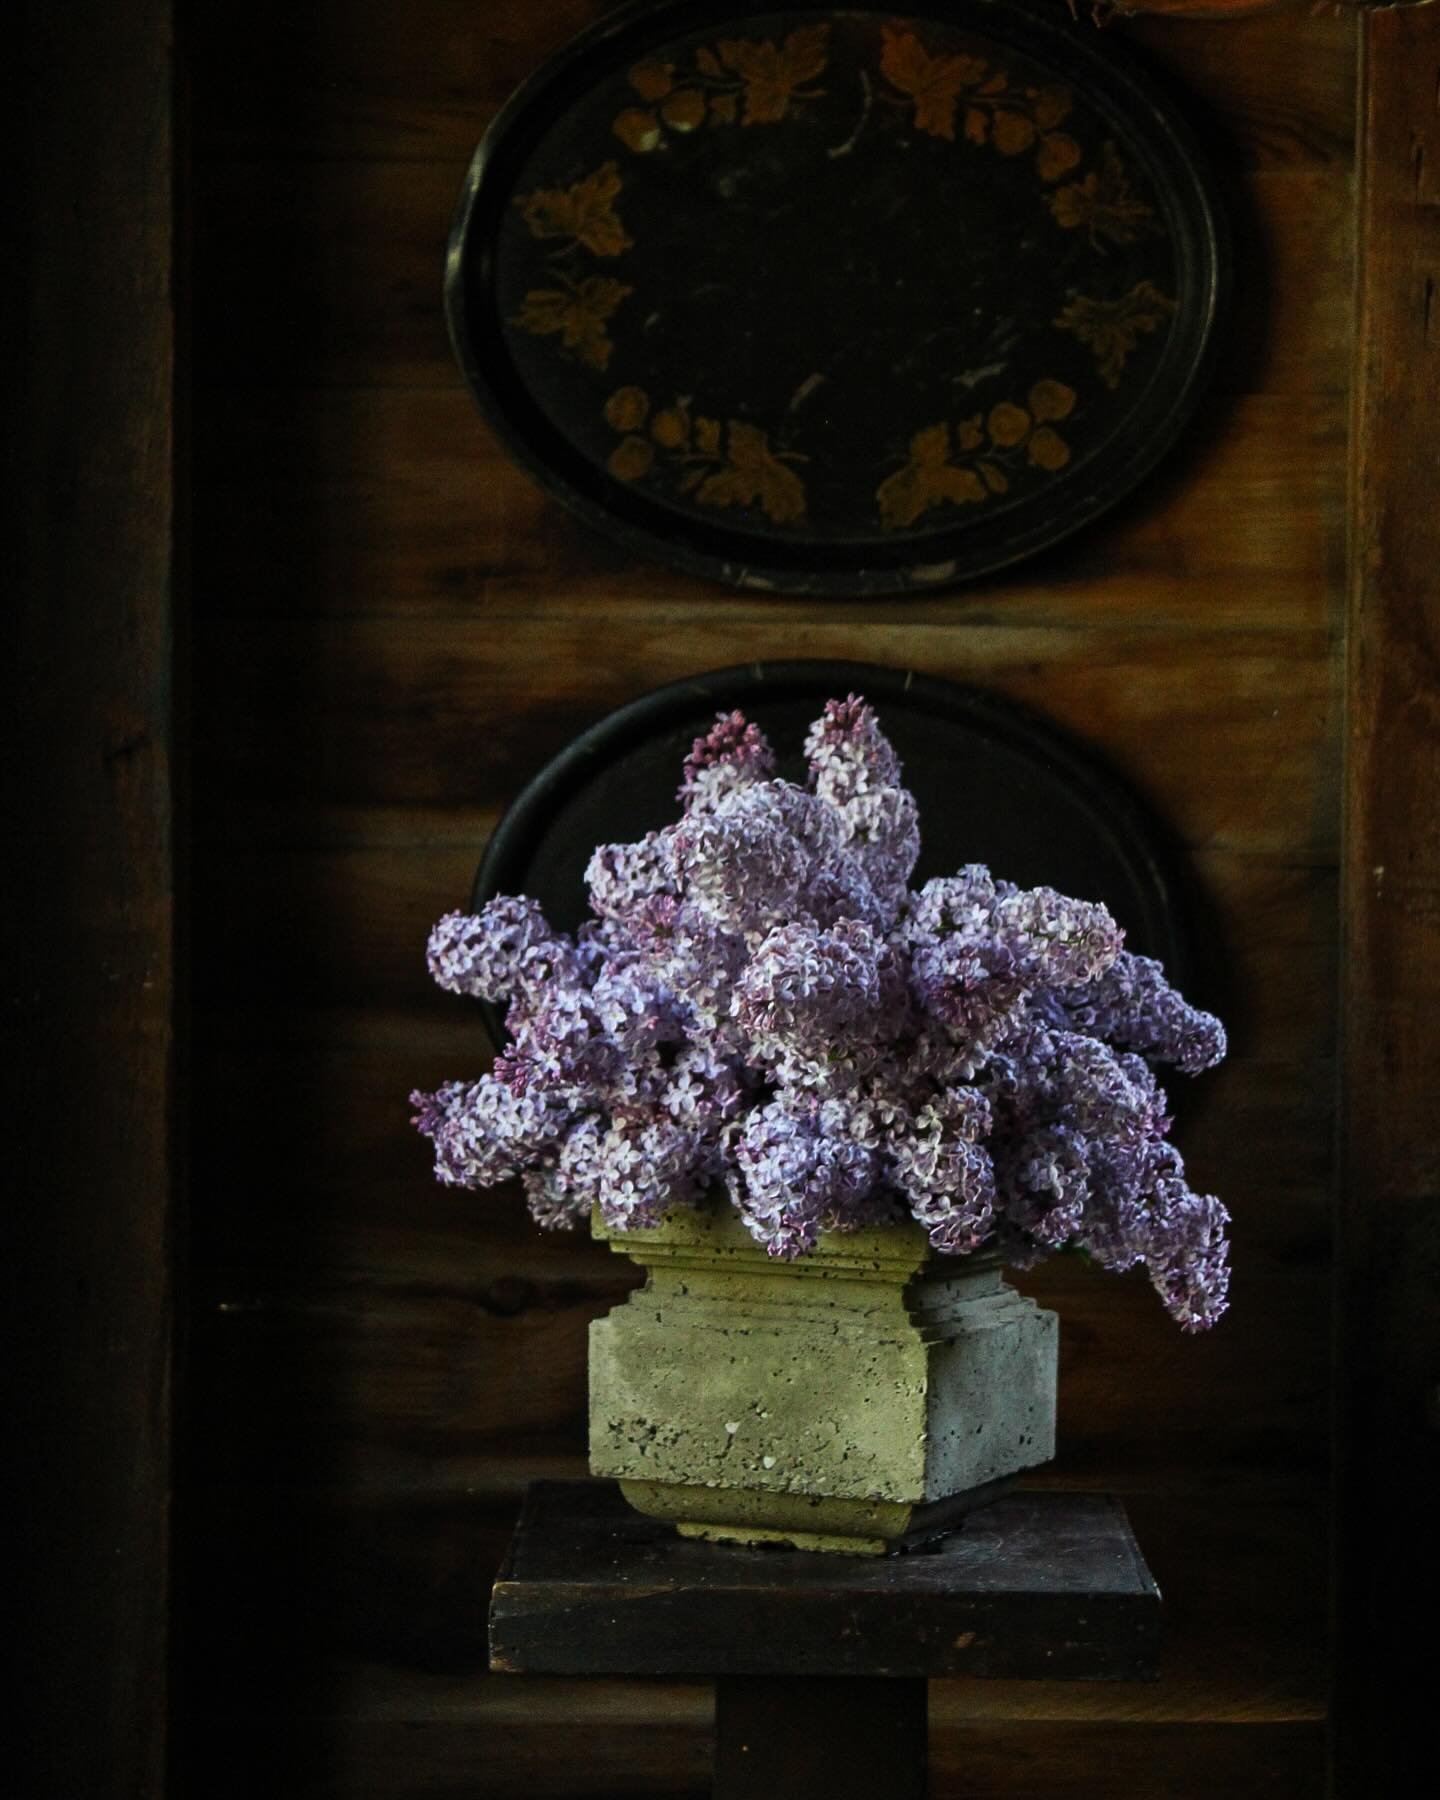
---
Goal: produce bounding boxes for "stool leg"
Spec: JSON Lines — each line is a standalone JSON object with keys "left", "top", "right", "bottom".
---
{"left": 713, "top": 1675, "right": 927, "bottom": 1800}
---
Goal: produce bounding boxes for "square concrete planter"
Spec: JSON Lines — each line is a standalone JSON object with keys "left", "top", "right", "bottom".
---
{"left": 589, "top": 1196, "right": 1058, "bottom": 1555}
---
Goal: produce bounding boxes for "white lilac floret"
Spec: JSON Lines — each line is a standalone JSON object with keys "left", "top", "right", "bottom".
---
{"left": 412, "top": 696, "right": 1230, "bottom": 1330}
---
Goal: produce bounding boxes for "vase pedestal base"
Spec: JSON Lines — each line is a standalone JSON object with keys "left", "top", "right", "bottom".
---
{"left": 620, "top": 1474, "right": 1017, "bottom": 1556}
{"left": 591, "top": 1200, "right": 1059, "bottom": 1556}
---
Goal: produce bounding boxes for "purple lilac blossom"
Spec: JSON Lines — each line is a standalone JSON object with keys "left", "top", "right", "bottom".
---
{"left": 680, "top": 708, "right": 778, "bottom": 813}
{"left": 1054, "top": 950, "right": 1227, "bottom": 1075}
{"left": 411, "top": 697, "right": 1231, "bottom": 1329}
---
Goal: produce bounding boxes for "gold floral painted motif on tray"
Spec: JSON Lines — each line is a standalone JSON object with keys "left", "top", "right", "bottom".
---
{"left": 499, "top": 15, "right": 1181, "bottom": 535}
{"left": 877, "top": 382, "right": 1077, "bottom": 530}
{"left": 603, "top": 388, "right": 808, "bottom": 525}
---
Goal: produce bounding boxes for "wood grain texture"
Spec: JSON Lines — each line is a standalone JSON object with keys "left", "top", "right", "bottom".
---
{"left": 185, "top": 0, "right": 1356, "bottom": 1791}
{"left": 714, "top": 1674, "right": 928, "bottom": 1799}
{"left": 1337, "top": 5, "right": 1440, "bottom": 1793}
{"left": 186, "top": 1694, "right": 1325, "bottom": 1800}
{"left": 188, "top": 0, "right": 1355, "bottom": 167}
{"left": 189, "top": 389, "right": 1348, "bottom": 620}
{"left": 5, "top": 3, "right": 178, "bottom": 1795}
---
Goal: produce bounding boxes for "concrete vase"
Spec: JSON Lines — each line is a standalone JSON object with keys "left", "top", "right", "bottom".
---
{"left": 589, "top": 1196, "right": 1059, "bottom": 1555}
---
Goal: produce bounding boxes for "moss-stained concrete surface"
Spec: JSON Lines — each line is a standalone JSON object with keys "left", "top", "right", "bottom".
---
{"left": 589, "top": 1198, "right": 1057, "bottom": 1553}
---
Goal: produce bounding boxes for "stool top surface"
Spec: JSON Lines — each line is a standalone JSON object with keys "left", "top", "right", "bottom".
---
{"left": 490, "top": 1480, "right": 1160, "bottom": 1681}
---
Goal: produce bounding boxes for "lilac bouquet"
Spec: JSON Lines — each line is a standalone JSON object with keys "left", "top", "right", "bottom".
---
{"left": 413, "top": 698, "right": 1230, "bottom": 1330}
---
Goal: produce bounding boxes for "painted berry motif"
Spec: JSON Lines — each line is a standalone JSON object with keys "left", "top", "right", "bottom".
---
{"left": 601, "top": 389, "right": 808, "bottom": 524}
{"left": 877, "top": 381, "right": 1077, "bottom": 529}
{"left": 879, "top": 26, "right": 1081, "bottom": 182}
{"left": 614, "top": 24, "right": 831, "bottom": 150}
{"left": 1049, "top": 140, "right": 1157, "bottom": 247}
{"left": 503, "top": 19, "right": 1178, "bottom": 534}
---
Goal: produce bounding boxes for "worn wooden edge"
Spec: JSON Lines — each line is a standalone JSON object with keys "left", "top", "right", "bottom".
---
{"left": 487, "top": 1482, "right": 1161, "bottom": 1682}
{"left": 1337, "top": 5, "right": 1440, "bottom": 1792}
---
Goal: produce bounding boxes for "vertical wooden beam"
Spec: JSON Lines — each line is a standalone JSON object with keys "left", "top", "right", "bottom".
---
{"left": 1339, "top": 5, "right": 1440, "bottom": 1791}
{"left": 4, "top": 2, "right": 179, "bottom": 1793}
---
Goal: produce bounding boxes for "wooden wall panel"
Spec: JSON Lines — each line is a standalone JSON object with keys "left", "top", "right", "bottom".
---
{"left": 1338, "top": 4, "right": 1440, "bottom": 1791}
{"left": 9, "top": 3, "right": 178, "bottom": 1795}
{"left": 187, "top": 2, "right": 1354, "bottom": 1792}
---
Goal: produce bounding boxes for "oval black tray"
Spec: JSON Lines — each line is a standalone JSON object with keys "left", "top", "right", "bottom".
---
{"left": 447, "top": 0, "right": 1226, "bottom": 595}
{"left": 471, "top": 661, "right": 1199, "bottom": 1048}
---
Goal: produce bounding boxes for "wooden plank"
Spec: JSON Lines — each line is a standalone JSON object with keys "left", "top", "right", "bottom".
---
{"left": 187, "top": 1255, "right": 1328, "bottom": 1499}
{"left": 186, "top": 0, "right": 1356, "bottom": 169}
{"left": 190, "top": 1667, "right": 712, "bottom": 1799}
{"left": 185, "top": 835, "right": 1334, "bottom": 1024}
{"left": 187, "top": 160, "right": 1352, "bottom": 397}
{"left": 185, "top": 1698, "right": 1324, "bottom": 1800}
{"left": 5, "top": 3, "right": 178, "bottom": 1796}
{"left": 1337, "top": 5, "right": 1440, "bottom": 1792}
{"left": 188, "top": 387, "right": 1348, "bottom": 621}
{"left": 187, "top": 608, "right": 1338, "bottom": 836}
{"left": 1122, "top": 6, "right": 1355, "bottom": 169}
{"left": 714, "top": 1675, "right": 927, "bottom": 1800}
{"left": 930, "top": 1719, "right": 1326, "bottom": 1799}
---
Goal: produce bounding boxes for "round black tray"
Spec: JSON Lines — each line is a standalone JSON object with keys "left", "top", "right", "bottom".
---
{"left": 472, "top": 661, "right": 1197, "bottom": 1048}
{"left": 446, "top": 0, "right": 1227, "bottom": 595}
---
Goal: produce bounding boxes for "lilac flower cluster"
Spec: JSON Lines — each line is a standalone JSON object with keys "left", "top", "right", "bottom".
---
{"left": 413, "top": 699, "right": 1231, "bottom": 1329}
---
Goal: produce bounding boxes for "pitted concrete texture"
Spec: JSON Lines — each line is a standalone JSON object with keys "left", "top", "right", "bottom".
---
{"left": 589, "top": 1197, "right": 1058, "bottom": 1552}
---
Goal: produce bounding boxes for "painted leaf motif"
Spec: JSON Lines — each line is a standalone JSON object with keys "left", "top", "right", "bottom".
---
{"left": 1049, "top": 141, "right": 1155, "bottom": 247}
{"left": 910, "top": 422, "right": 953, "bottom": 468}
{"left": 717, "top": 24, "right": 830, "bottom": 125}
{"left": 1054, "top": 281, "right": 1177, "bottom": 387}
{"left": 978, "top": 461, "right": 1009, "bottom": 495}
{"left": 517, "top": 162, "right": 633, "bottom": 256}
{"left": 880, "top": 27, "right": 987, "bottom": 141}
{"left": 877, "top": 425, "right": 987, "bottom": 529}
{"left": 513, "top": 277, "right": 632, "bottom": 371}
{"left": 693, "top": 417, "right": 724, "bottom": 458}
{"left": 697, "top": 422, "right": 807, "bottom": 523}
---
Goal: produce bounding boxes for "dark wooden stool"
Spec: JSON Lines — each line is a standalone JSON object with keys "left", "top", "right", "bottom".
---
{"left": 490, "top": 1480, "right": 1160, "bottom": 1799}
